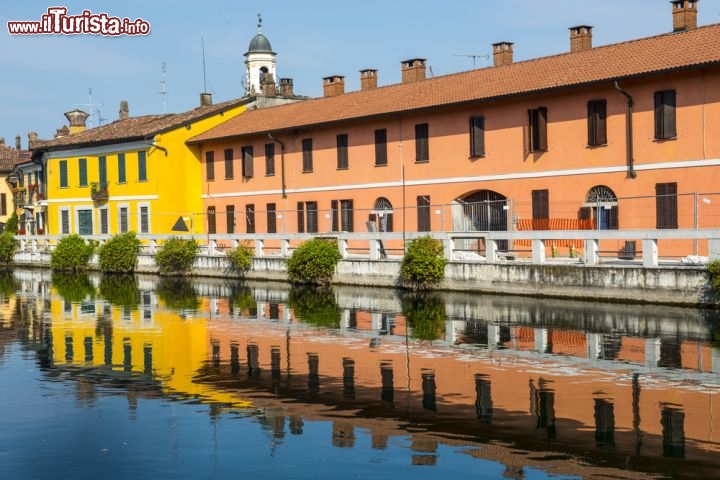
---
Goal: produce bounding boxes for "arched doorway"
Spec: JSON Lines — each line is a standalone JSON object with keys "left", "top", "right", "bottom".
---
{"left": 458, "top": 190, "right": 508, "bottom": 232}
{"left": 583, "top": 185, "right": 618, "bottom": 230}
{"left": 369, "top": 197, "right": 393, "bottom": 232}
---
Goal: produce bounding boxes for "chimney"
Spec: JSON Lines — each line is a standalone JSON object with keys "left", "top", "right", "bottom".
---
{"left": 15, "top": 135, "right": 21, "bottom": 150}
{"left": 55, "top": 125, "right": 70, "bottom": 139}
{"left": 27, "top": 132, "right": 38, "bottom": 149}
{"left": 260, "top": 72, "right": 277, "bottom": 95}
{"left": 672, "top": 0, "right": 698, "bottom": 31}
{"left": 64, "top": 109, "right": 89, "bottom": 134}
{"left": 401, "top": 59, "right": 426, "bottom": 83}
{"left": 569, "top": 25, "right": 593, "bottom": 52}
{"left": 280, "top": 78, "right": 294, "bottom": 97}
{"left": 119, "top": 100, "right": 129, "bottom": 120}
{"left": 200, "top": 93, "right": 213, "bottom": 107}
{"left": 492, "top": 42, "right": 514, "bottom": 66}
{"left": 360, "top": 69, "right": 378, "bottom": 91}
{"left": 323, "top": 75, "right": 345, "bottom": 97}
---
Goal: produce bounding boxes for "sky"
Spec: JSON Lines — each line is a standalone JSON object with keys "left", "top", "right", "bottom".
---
{"left": 2, "top": 0, "right": 720, "bottom": 147}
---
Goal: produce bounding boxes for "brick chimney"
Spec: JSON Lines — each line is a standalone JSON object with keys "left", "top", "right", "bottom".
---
{"left": 672, "top": 0, "right": 698, "bottom": 31}
{"left": 323, "top": 75, "right": 345, "bottom": 97}
{"left": 569, "top": 25, "right": 593, "bottom": 52}
{"left": 280, "top": 78, "right": 294, "bottom": 97}
{"left": 492, "top": 42, "right": 514, "bottom": 66}
{"left": 119, "top": 100, "right": 129, "bottom": 120}
{"left": 199, "top": 93, "right": 213, "bottom": 107}
{"left": 401, "top": 59, "right": 426, "bottom": 83}
{"left": 15, "top": 135, "right": 21, "bottom": 150}
{"left": 55, "top": 125, "right": 70, "bottom": 139}
{"left": 261, "top": 72, "right": 277, "bottom": 95}
{"left": 27, "top": 132, "right": 38, "bottom": 149}
{"left": 64, "top": 109, "right": 89, "bottom": 134}
{"left": 360, "top": 69, "right": 378, "bottom": 91}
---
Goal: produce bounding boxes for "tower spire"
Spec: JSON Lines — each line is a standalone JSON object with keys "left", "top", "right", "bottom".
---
{"left": 257, "top": 13, "right": 262, "bottom": 32}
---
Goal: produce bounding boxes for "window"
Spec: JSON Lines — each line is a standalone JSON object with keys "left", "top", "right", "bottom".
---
{"left": 78, "top": 158, "right": 88, "bottom": 187}
{"left": 118, "top": 206, "right": 129, "bottom": 233}
{"left": 226, "top": 205, "right": 235, "bottom": 234}
{"left": 375, "top": 129, "right": 387, "bottom": 166}
{"left": 139, "top": 205, "right": 150, "bottom": 233}
{"left": 417, "top": 195, "right": 431, "bottom": 232}
{"left": 331, "top": 199, "right": 354, "bottom": 232}
{"left": 77, "top": 209, "right": 93, "bottom": 235}
{"left": 99, "top": 208, "right": 109, "bottom": 234}
{"left": 138, "top": 151, "right": 147, "bottom": 181}
{"left": 59, "top": 160, "right": 68, "bottom": 188}
{"left": 206, "top": 151, "right": 215, "bottom": 181}
{"left": 654, "top": 90, "right": 677, "bottom": 140}
{"left": 656, "top": 182, "right": 678, "bottom": 229}
{"left": 469, "top": 116, "right": 485, "bottom": 157}
{"left": 297, "top": 201, "right": 317, "bottom": 233}
{"left": 242, "top": 146, "right": 254, "bottom": 178}
{"left": 224, "top": 149, "right": 234, "bottom": 179}
{"left": 99, "top": 156, "right": 107, "bottom": 184}
{"left": 60, "top": 209, "right": 70, "bottom": 234}
{"left": 118, "top": 153, "right": 126, "bottom": 183}
{"left": 370, "top": 197, "right": 393, "bottom": 232}
{"left": 265, "top": 143, "right": 275, "bottom": 176}
{"left": 245, "top": 204, "right": 255, "bottom": 233}
{"left": 528, "top": 107, "right": 548, "bottom": 152}
{"left": 531, "top": 189, "right": 549, "bottom": 230}
{"left": 267, "top": 203, "right": 277, "bottom": 233}
{"left": 336, "top": 134, "right": 348, "bottom": 169}
{"left": 302, "top": 138, "right": 313, "bottom": 172}
{"left": 207, "top": 206, "right": 216, "bottom": 234}
{"left": 0, "top": 193, "right": 6, "bottom": 216}
{"left": 415, "top": 123, "right": 429, "bottom": 162}
{"left": 587, "top": 100, "right": 607, "bottom": 146}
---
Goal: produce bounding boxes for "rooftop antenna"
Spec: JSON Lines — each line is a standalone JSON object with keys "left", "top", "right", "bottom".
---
{"left": 75, "top": 88, "right": 102, "bottom": 128}
{"left": 159, "top": 62, "right": 168, "bottom": 114}
{"left": 201, "top": 35, "right": 208, "bottom": 93}
{"left": 96, "top": 107, "right": 107, "bottom": 126}
{"left": 257, "top": 12, "right": 262, "bottom": 32}
{"left": 452, "top": 54, "right": 490, "bottom": 69}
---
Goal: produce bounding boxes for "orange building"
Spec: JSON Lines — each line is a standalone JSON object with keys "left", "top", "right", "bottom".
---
{"left": 189, "top": 1, "right": 720, "bottom": 258}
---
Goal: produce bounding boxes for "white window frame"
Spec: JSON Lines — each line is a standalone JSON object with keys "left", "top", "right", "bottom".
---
{"left": 98, "top": 206, "right": 110, "bottom": 235}
{"left": 58, "top": 207, "right": 71, "bottom": 235}
{"left": 117, "top": 203, "right": 130, "bottom": 234}
{"left": 74, "top": 206, "right": 94, "bottom": 235}
{"left": 137, "top": 202, "right": 151, "bottom": 234}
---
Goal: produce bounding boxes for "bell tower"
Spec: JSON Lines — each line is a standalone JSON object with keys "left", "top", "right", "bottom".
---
{"left": 244, "top": 14, "right": 277, "bottom": 95}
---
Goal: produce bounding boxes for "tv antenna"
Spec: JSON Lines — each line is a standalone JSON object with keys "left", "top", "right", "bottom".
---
{"left": 201, "top": 35, "right": 208, "bottom": 93}
{"left": 452, "top": 54, "right": 489, "bottom": 69}
{"left": 159, "top": 62, "right": 168, "bottom": 114}
{"left": 75, "top": 88, "right": 103, "bottom": 129}
{"left": 96, "top": 107, "right": 107, "bottom": 126}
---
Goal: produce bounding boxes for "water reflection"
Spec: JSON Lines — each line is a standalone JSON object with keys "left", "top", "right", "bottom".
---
{"left": 3, "top": 269, "right": 720, "bottom": 480}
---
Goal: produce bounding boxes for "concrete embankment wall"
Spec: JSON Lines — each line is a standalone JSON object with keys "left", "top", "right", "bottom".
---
{"left": 13, "top": 251, "right": 717, "bottom": 307}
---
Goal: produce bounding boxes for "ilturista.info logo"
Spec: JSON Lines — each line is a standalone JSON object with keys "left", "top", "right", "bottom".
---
{"left": 7, "top": 7, "right": 150, "bottom": 36}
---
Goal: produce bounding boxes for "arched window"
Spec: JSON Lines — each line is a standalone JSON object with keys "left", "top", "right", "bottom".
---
{"left": 370, "top": 197, "right": 393, "bottom": 232}
{"left": 583, "top": 185, "right": 618, "bottom": 230}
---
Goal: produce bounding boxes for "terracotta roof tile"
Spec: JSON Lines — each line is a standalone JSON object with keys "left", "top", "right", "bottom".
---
{"left": 0, "top": 144, "right": 31, "bottom": 171}
{"left": 190, "top": 24, "right": 720, "bottom": 143}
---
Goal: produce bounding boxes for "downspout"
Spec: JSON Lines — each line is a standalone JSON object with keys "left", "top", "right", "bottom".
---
{"left": 267, "top": 133, "right": 287, "bottom": 199}
{"left": 613, "top": 81, "right": 637, "bottom": 179}
{"left": 143, "top": 135, "right": 168, "bottom": 156}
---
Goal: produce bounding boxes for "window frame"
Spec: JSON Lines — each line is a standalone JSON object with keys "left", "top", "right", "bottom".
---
{"left": 587, "top": 99, "right": 607, "bottom": 147}
{"left": 654, "top": 90, "right": 677, "bottom": 140}
{"left": 224, "top": 148, "right": 234, "bottom": 180}
{"left": 225, "top": 205, "right": 235, "bottom": 234}
{"left": 138, "top": 203, "right": 150, "bottom": 234}
{"left": 374, "top": 129, "right": 388, "bottom": 166}
{"left": 528, "top": 107, "right": 548, "bottom": 152}
{"left": 242, "top": 146, "right": 254, "bottom": 179}
{"left": 207, "top": 206, "right": 216, "bottom": 234}
{"left": 137, "top": 151, "right": 147, "bottom": 182}
{"left": 336, "top": 133, "right": 349, "bottom": 170}
{"left": 266, "top": 202, "right": 277, "bottom": 234}
{"left": 245, "top": 204, "right": 255, "bottom": 234}
{"left": 205, "top": 151, "right": 215, "bottom": 181}
{"left": 417, "top": 195, "right": 431, "bottom": 232}
{"left": 469, "top": 116, "right": 485, "bottom": 158}
{"left": 117, "top": 204, "right": 130, "bottom": 234}
{"left": 302, "top": 138, "right": 313, "bottom": 173}
{"left": 655, "top": 182, "right": 678, "bottom": 229}
{"left": 59, "top": 207, "right": 71, "bottom": 235}
{"left": 415, "top": 123, "right": 429, "bottom": 163}
{"left": 98, "top": 156, "right": 107, "bottom": 184}
{"left": 265, "top": 143, "right": 275, "bottom": 176}
{"left": 59, "top": 160, "right": 68, "bottom": 188}
{"left": 78, "top": 158, "right": 88, "bottom": 187}
{"left": 117, "top": 153, "right": 126, "bottom": 184}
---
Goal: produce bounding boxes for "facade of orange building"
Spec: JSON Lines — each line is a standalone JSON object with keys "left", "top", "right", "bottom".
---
{"left": 190, "top": 2, "right": 720, "bottom": 258}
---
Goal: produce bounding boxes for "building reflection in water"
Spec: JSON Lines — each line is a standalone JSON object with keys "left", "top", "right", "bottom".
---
{"left": 8, "top": 270, "right": 720, "bottom": 480}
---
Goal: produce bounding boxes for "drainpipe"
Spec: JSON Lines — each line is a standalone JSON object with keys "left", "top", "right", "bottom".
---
{"left": 613, "top": 81, "right": 637, "bottom": 179}
{"left": 143, "top": 135, "right": 168, "bottom": 156}
{"left": 267, "top": 133, "right": 287, "bottom": 199}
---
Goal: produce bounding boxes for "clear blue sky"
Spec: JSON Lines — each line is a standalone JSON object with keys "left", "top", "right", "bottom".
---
{"left": 2, "top": 0, "right": 720, "bottom": 146}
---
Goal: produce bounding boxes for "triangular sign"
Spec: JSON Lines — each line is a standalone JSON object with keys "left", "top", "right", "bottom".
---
{"left": 171, "top": 216, "right": 189, "bottom": 232}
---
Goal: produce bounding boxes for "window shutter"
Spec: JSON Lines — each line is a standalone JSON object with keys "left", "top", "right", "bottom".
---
{"left": 654, "top": 91, "right": 663, "bottom": 139}
{"left": 587, "top": 101, "right": 595, "bottom": 145}
{"left": 385, "top": 213, "right": 394, "bottom": 233}
{"left": 265, "top": 143, "right": 275, "bottom": 176}
{"left": 302, "top": 139, "right": 313, "bottom": 172}
{"left": 664, "top": 90, "right": 677, "bottom": 139}
{"left": 375, "top": 129, "right": 387, "bottom": 165}
{"left": 597, "top": 100, "right": 607, "bottom": 145}
{"left": 206, "top": 151, "right": 214, "bottom": 180}
{"left": 537, "top": 107, "right": 548, "bottom": 151}
{"left": 609, "top": 206, "right": 619, "bottom": 230}
{"left": 297, "top": 202, "right": 305, "bottom": 233}
{"left": 226, "top": 205, "right": 235, "bottom": 234}
{"left": 470, "top": 116, "right": 485, "bottom": 157}
{"left": 242, "top": 146, "right": 254, "bottom": 178}
{"left": 415, "top": 124, "right": 429, "bottom": 162}
{"left": 336, "top": 134, "right": 348, "bottom": 169}
{"left": 331, "top": 200, "right": 339, "bottom": 231}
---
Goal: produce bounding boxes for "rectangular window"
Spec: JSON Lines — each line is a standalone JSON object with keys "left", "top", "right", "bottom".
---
{"left": 265, "top": 143, "right": 275, "bottom": 176}
{"left": 60, "top": 209, "right": 70, "bottom": 234}
{"left": 587, "top": 99, "right": 607, "bottom": 146}
{"left": 656, "top": 182, "right": 678, "bottom": 229}
{"left": 375, "top": 129, "right": 387, "bottom": 166}
{"left": 118, "top": 206, "right": 129, "bottom": 233}
{"left": 117, "top": 153, "right": 126, "bottom": 183}
{"left": 532, "top": 189, "right": 549, "bottom": 230}
{"left": 99, "top": 208, "right": 109, "bottom": 234}
{"left": 139, "top": 205, "right": 149, "bottom": 234}
{"left": 226, "top": 205, "right": 235, "bottom": 234}
{"left": 224, "top": 149, "right": 234, "bottom": 179}
{"left": 302, "top": 138, "right": 313, "bottom": 172}
{"left": 415, "top": 123, "right": 429, "bottom": 162}
{"left": 297, "top": 202, "right": 305, "bottom": 234}
{"left": 59, "top": 160, "right": 68, "bottom": 188}
{"left": 245, "top": 204, "right": 255, "bottom": 233}
{"left": 417, "top": 195, "right": 431, "bottom": 232}
{"left": 78, "top": 158, "right": 88, "bottom": 187}
{"left": 267, "top": 203, "right": 277, "bottom": 234}
{"left": 340, "top": 199, "right": 354, "bottom": 232}
{"left": 242, "top": 146, "right": 254, "bottom": 178}
{"left": 77, "top": 209, "right": 93, "bottom": 235}
{"left": 306, "top": 201, "right": 318, "bottom": 233}
{"left": 336, "top": 134, "right": 348, "bottom": 169}
{"left": 98, "top": 156, "right": 107, "bottom": 184}
{"left": 207, "top": 206, "right": 216, "bottom": 234}
{"left": 469, "top": 116, "right": 485, "bottom": 157}
{"left": 654, "top": 90, "right": 677, "bottom": 140}
{"left": 138, "top": 151, "right": 147, "bottom": 181}
{"left": 206, "top": 151, "right": 215, "bottom": 181}
{"left": 528, "top": 107, "right": 548, "bottom": 152}
{"left": 0, "top": 193, "right": 6, "bottom": 216}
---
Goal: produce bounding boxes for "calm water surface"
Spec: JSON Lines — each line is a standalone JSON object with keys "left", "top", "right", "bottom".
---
{"left": 0, "top": 269, "right": 718, "bottom": 479}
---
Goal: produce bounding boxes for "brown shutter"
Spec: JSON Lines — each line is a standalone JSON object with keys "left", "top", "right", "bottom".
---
{"left": 331, "top": 200, "right": 339, "bottom": 231}
{"left": 609, "top": 205, "right": 619, "bottom": 230}
{"left": 664, "top": 90, "right": 677, "bottom": 139}
{"left": 597, "top": 100, "right": 607, "bottom": 145}
{"left": 470, "top": 116, "right": 485, "bottom": 157}
{"left": 654, "top": 91, "right": 663, "bottom": 139}
{"left": 297, "top": 202, "right": 305, "bottom": 233}
{"left": 375, "top": 129, "right": 387, "bottom": 165}
{"left": 537, "top": 107, "right": 548, "bottom": 151}
{"left": 242, "top": 146, "right": 254, "bottom": 178}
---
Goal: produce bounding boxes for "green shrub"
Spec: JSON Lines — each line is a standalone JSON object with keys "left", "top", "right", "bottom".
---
{"left": 226, "top": 243, "right": 253, "bottom": 275}
{"left": 157, "top": 277, "right": 200, "bottom": 311}
{"left": 0, "top": 232, "right": 17, "bottom": 266}
{"left": 228, "top": 281, "right": 257, "bottom": 313}
{"left": 286, "top": 238, "right": 342, "bottom": 286}
{"left": 709, "top": 260, "right": 720, "bottom": 294}
{"left": 98, "top": 232, "right": 142, "bottom": 273}
{"left": 4, "top": 211, "right": 18, "bottom": 235}
{"left": 50, "top": 234, "right": 96, "bottom": 272}
{"left": 99, "top": 274, "right": 140, "bottom": 308}
{"left": 154, "top": 237, "right": 199, "bottom": 275}
{"left": 0, "top": 271, "right": 18, "bottom": 296}
{"left": 401, "top": 292, "right": 447, "bottom": 341}
{"left": 288, "top": 285, "right": 341, "bottom": 328}
{"left": 52, "top": 273, "right": 95, "bottom": 303}
{"left": 399, "top": 236, "right": 446, "bottom": 290}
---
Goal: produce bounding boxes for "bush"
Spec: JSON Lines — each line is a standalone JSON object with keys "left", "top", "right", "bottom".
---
{"left": 154, "top": 237, "right": 199, "bottom": 275}
{"left": 399, "top": 236, "right": 446, "bottom": 290}
{"left": 226, "top": 243, "right": 253, "bottom": 275}
{"left": 401, "top": 292, "right": 447, "bottom": 341}
{"left": 288, "top": 285, "right": 341, "bottom": 328}
{"left": 709, "top": 260, "right": 720, "bottom": 293}
{"left": 99, "top": 274, "right": 140, "bottom": 308}
{"left": 98, "top": 232, "right": 142, "bottom": 273}
{"left": 51, "top": 234, "right": 96, "bottom": 272}
{"left": 157, "top": 277, "right": 200, "bottom": 311}
{"left": 4, "top": 211, "right": 18, "bottom": 234}
{"left": 52, "top": 273, "right": 95, "bottom": 303}
{"left": 286, "top": 238, "right": 342, "bottom": 286}
{"left": 0, "top": 232, "right": 17, "bottom": 266}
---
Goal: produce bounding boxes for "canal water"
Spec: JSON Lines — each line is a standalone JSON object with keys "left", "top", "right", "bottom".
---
{"left": 0, "top": 269, "right": 718, "bottom": 479}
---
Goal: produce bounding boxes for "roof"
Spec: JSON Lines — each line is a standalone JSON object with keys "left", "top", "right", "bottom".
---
{"left": 34, "top": 97, "right": 254, "bottom": 152}
{"left": 190, "top": 23, "right": 720, "bottom": 143}
{"left": 246, "top": 32, "right": 274, "bottom": 55}
{"left": 0, "top": 144, "right": 31, "bottom": 171}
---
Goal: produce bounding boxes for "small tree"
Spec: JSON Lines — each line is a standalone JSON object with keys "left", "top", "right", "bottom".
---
{"left": 226, "top": 242, "right": 253, "bottom": 275}
{"left": 400, "top": 236, "right": 446, "bottom": 290}
{"left": 50, "top": 234, "right": 96, "bottom": 272}
{"left": 286, "top": 238, "right": 342, "bottom": 286}
{"left": 0, "top": 232, "right": 17, "bottom": 267}
{"left": 154, "top": 237, "right": 199, "bottom": 275}
{"left": 98, "top": 232, "right": 142, "bottom": 273}
{"left": 4, "top": 211, "right": 18, "bottom": 234}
